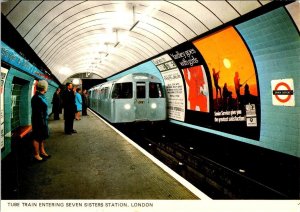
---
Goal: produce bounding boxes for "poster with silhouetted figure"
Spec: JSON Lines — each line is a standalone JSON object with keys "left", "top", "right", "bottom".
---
{"left": 193, "top": 26, "right": 260, "bottom": 140}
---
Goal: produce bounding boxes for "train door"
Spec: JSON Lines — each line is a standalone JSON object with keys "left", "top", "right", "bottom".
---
{"left": 111, "top": 82, "right": 134, "bottom": 123}
{"left": 135, "top": 82, "right": 148, "bottom": 121}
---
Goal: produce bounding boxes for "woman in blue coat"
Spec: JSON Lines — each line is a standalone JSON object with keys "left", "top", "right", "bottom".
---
{"left": 75, "top": 88, "right": 82, "bottom": 120}
{"left": 31, "top": 80, "right": 51, "bottom": 162}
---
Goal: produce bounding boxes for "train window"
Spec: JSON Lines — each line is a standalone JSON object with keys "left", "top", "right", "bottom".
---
{"left": 104, "top": 87, "right": 109, "bottom": 99}
{"left": 149, "top": 82, "right": 164, "bottom": 98}
{"left": 107, "top": 88, "right": 110, "bottom": 99}
{"left": 100, "top": 87, "right": 109, "bottom": 99}
{"left": 112, "top": 83, "right": 132, "bottom": 99}
{"left": 136, "top": 82, "right": 146, "bottom": 99}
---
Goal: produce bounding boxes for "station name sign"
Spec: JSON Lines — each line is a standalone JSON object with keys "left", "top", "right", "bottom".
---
{"left": 271, "top": 79, "right": 295, "bottom": 106}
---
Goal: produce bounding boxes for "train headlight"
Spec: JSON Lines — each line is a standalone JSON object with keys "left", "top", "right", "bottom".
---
{"left": 151, "top": 103, "right": 157, "bottom": 109}
{"left": 124, "top": 104, "right": 131, "bottom": 110}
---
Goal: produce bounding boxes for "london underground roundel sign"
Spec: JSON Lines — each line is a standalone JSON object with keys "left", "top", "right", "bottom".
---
{"left": 271, "top": 79, "right": 295, "bottom": 106}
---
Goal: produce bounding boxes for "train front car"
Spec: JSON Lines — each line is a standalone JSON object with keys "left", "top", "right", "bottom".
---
{"left": 111, "top": 73, "right": 166, "bottom": 123}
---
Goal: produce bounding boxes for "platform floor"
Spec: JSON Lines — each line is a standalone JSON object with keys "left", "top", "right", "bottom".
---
{"left": 11, "top": 110, "right": 198, "bottom": 199}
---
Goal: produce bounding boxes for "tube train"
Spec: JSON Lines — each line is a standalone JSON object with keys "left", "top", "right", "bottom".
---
{"left": 88, "top": 73, "right": 167, "bottom": 123}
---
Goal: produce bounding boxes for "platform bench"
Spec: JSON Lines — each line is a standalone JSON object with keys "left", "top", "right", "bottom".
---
{"left": 12, "top": 125, "right": 32, "bottom": 140}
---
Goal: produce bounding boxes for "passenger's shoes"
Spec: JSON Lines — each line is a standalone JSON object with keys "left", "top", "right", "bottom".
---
{"left": 65, "top": 132, "right": 72, "bottom": 135}
{"left": 40, "top": 154, "right": 51, "bottom": 159}
{"left": 33, "top": 157, "right": 46, "bottom": 162}
{"left": 72, "top": 130, "right": 77, "bottom": 133}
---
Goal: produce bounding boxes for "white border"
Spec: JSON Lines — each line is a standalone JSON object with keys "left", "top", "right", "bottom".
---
{"left": 88, "top": 108, "right": 211, "bottom": 200}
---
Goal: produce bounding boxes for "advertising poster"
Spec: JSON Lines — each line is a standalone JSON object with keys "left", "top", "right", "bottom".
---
{"left": 182, "top": 65, "right": 209, "bottom": 112}
{"left": 168, "top": 43, "right": 212, "bottom": 125}
{"left": 152, "top": 54, "right": 185, "bottom": 121}
{"left": 1, "top": 67, "right": 8, "bottom": 149}
{"left": 193, "top": 26, "right": 260, "bottom": 140}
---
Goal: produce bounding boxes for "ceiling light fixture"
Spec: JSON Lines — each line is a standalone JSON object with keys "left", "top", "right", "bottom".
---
{"left": 129, "top": 21, "right": 139, "bottom": 31}
{"left": 114, "top": 28, "right": 120, "bottom": 47}
{"left": 129, "top": 5, "right": 139, "bottom": 31}
{"left": 59, "top": 67, "right": 72, "bottom": 75}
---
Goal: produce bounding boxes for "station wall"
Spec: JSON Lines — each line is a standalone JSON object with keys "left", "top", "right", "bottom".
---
{"left": 235, "top": 7, "right": 300, "bottom": 157}
{"left": 1, "top": 42, "right": 59, "bottom": 159}
{"left": 110, "top": 3, "right": 299, "bottom": 157}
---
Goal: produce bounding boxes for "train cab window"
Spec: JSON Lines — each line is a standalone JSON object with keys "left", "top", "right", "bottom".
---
{"left": 136, "top": 82, "right": 146, "bottom": 99}
{"left": 149, "top": 82, "right": 164, "bottom": 98}
{"left": 112, "top": 83, "right": 132, "bottom": 99}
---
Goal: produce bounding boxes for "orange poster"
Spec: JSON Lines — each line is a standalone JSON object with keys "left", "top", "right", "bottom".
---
{"left": 193, "top": 26, "right": 258, "bottom": 112}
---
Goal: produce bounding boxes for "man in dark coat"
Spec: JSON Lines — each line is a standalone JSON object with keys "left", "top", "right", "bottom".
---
{"left": 52, "top": 88, "right": 61, "bottom": 120}
{"left": 81, "top": 89, "right": 88, "bottom": 116}
{"left": 63, "top": 82, "right": 77, "bottom": 134}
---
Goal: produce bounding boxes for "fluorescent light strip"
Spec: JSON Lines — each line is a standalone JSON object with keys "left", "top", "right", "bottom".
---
{"left": 129, "top": 21, "right": 139, "bottom": 31}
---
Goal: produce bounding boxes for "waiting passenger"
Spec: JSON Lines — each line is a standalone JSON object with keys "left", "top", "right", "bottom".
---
{"left": 31, "top": 80, "right": 51, "bottom": 162}
{"left": 75, "top": 88, "right": 82, "bottom": 120}
{"left": 81, "top": 89, "right": 88, "bottom": 116}
{"left": 51, "top": 87, "right": 61, "bottom": 120}
{"left": 63, "top": 82, "right": 77, "bottom": 135}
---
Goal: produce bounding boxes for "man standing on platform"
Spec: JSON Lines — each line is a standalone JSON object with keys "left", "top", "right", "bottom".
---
{"left": 81, "top": 89, "right": 88, "bottom": 116}
{"left": 63, "top": 82, "right": 77, "bottom": 135}
{"left": 52, "top": 87, "right": 61, "bottom": 120}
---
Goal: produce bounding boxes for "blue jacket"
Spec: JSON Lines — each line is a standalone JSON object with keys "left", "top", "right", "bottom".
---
{"left": 75, "top": 92, "right": 82, "bottom": 111}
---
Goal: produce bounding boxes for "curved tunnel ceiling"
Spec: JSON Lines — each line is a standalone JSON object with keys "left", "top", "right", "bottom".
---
{"left": 1, "top": 0, "right": 271, "bottom": 83}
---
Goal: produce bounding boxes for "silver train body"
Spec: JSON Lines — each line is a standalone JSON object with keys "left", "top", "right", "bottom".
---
{"left": 89, "top": 73, "right": 167, "bottom": 123}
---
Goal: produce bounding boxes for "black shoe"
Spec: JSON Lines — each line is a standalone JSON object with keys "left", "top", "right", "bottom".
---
{"left": 65, "top": 132, "right": 72, "bottom": 135}
{"left": 72, "top": 130, "right": 77, "bottom": 133}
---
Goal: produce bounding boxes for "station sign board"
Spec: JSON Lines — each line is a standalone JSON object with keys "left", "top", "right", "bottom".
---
{"left": 271, "top": 78, "right": 295, "bottom": 106}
